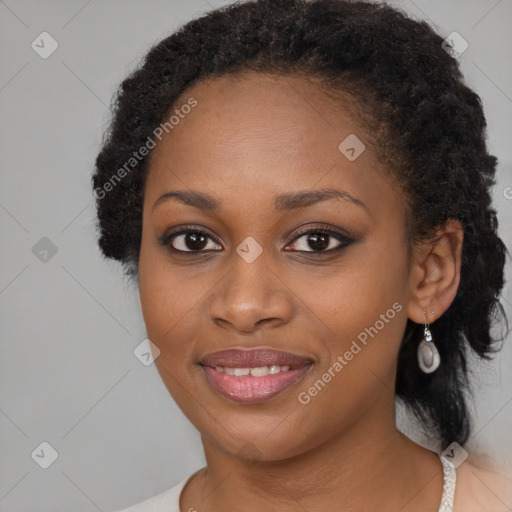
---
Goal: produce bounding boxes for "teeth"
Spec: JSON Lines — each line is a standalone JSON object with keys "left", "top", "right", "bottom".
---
{"left": 250, "top": 367, "right": 269, "bottom": 377}
{"left": 214, "top": 365, "right": 292, "bottom": 376}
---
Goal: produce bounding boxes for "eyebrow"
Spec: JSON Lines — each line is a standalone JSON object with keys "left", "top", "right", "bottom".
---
{"left": 152, "top": 188, "right": 369, "bottom": 213}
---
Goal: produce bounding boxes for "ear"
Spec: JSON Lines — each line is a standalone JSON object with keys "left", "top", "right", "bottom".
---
{"left": 406, "top": 219, "right": 464, "bottom": 324}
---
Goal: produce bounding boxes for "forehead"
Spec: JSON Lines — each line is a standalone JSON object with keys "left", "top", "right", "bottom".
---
{"left": 152, "top": 71, "right": 366, "bottom": 158}
{"left": 145, "top": 72, "right": 401, "bottom": 219}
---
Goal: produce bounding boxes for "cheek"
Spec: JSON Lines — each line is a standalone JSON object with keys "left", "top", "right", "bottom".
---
{"left": 138, "top": 239, "right": 215, "bottom": 370}
{"left": 311, "top": 238, "right": 407, "bottom": 329}
{"left": 138, "top": 233, "right": 184, "bottom": 350}
{"left": 139, "top": 268, "right": 193, "bottom": 351}
{"left": 312, "top": 239, "right": 409, "bottom": 382}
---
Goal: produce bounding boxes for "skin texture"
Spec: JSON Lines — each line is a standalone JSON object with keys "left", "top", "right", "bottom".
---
{"left": 136, "top": 72, "right": 507, "bottom": 511}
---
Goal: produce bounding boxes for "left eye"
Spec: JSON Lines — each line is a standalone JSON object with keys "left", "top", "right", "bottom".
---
{"left": 287, "top": 230, "right": 350, "bottom": 252}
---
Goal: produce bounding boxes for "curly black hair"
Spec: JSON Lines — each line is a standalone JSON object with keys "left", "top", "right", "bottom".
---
{"left": 92, "top": 0, "right": 509, "bottom": 448}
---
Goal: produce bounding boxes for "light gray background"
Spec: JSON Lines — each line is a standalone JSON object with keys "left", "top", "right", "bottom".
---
{"left": 1, "top": 0, "right": 511, "bottom": 510}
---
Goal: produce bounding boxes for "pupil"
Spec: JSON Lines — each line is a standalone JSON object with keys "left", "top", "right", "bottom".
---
{"left": 308, "top": 233, "right": 328, "bottom": 251}
{"left": 186, "top": 233, "right": 207, "bottom": 250}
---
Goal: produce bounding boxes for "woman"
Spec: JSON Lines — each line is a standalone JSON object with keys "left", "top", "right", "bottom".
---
{"left": 93, "top": 1, "right": 511, "bottom": 510}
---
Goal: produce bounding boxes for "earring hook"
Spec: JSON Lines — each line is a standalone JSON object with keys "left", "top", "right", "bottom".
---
{"left": 420, "top": 306, "right": 435, "bottom": 329}
{"left": 420, "top": 306, "right": 429, "bottom": 329}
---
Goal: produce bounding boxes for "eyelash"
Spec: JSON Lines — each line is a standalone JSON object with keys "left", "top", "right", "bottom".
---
{"left": 158, "top": 223, "right": 355, "bottom": 257}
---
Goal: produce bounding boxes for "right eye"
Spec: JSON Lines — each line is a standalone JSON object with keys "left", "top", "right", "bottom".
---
{"left": 159, "top": 228, "right": 223, "bottom": 254}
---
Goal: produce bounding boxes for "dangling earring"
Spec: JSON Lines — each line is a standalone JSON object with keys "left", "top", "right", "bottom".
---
{"left": 417, "top": 307, "right": 440, "bottom": 374}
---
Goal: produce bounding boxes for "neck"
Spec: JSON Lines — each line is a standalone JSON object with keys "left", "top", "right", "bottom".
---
{"left": 184, "top": 399, "right": 444, "bottom": 511}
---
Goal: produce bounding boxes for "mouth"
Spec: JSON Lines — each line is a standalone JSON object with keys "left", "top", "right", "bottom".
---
{"left": 199, "top": 348, "right": 314, "bottom": 403}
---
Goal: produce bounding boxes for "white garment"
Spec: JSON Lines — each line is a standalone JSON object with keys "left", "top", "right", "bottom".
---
{"left": 115, "top": 454, "right": 456, "bottom": 512}
{"left": 114, "top": 468, "right": 202, "bottom": 512}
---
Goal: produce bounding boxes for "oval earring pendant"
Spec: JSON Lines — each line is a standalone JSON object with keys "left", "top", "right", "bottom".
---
{"left": 417, "top": 338, "right": 441, "bottom": 373}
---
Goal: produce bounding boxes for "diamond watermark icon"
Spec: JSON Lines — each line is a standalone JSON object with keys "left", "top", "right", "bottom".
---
{"left": 441, "top": 441, "right": 468, "bottom": 468}
{"left": 31, "top": 441, "right": 59, "bottom": 469}
{"left": 134, "top": 338, "right": 161, "bottom": 366}
{"left": 236, "top": 236, "right": 263, "bottom": 263}
{"left": 237, "top": 442, "right": 263, "bottom": 465}
{"left": 338, "top": 134, "right": 366, "bottom": 161}
{"left": 441, "top": 32, "right": 468, "bottom": 59}
{"left": 31, "top": 32, "right": 59, "bottom": 59}
{"left": 32, "top": 237, "right": 58, "bottom": 263}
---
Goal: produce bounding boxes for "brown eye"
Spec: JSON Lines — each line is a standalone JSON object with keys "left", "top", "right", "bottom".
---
{"left": 286, "top": 227, "right": 354, "bottom": 253}
{"left": 160, "top": 228, "right": 223, "bottom": 253}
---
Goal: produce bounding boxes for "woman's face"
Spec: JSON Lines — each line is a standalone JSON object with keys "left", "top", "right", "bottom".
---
{"left": 138, "top": 72, "right": 416, "bottom": 461}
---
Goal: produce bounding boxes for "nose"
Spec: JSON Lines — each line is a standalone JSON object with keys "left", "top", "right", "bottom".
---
{"left": 208, "top": 251, "right": 294, "bottom": 333}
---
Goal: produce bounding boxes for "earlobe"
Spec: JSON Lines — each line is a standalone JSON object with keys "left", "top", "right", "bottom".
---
{"left": 406, "top": 219, "right": 464, "bottom": 325}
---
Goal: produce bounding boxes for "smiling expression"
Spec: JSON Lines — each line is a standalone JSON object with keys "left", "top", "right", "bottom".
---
{"left": 137, "top": 71, "right": 417, "bottom": 460}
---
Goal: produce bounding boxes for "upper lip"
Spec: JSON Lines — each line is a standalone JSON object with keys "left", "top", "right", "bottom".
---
{"left": 200, "top": 348, "right": 314, "bottom": 369}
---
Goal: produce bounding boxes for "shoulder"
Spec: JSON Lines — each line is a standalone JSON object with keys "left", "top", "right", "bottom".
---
{"left": 113, "top": 472, "right": 197, "bottom": 512}
{"left": 453, "top": 459, "right": 512, "bottom": 512}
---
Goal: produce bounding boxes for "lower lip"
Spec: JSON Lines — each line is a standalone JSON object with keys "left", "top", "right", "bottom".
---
{"left": 202, "top": 365, "right": 312, "bottom": 403}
